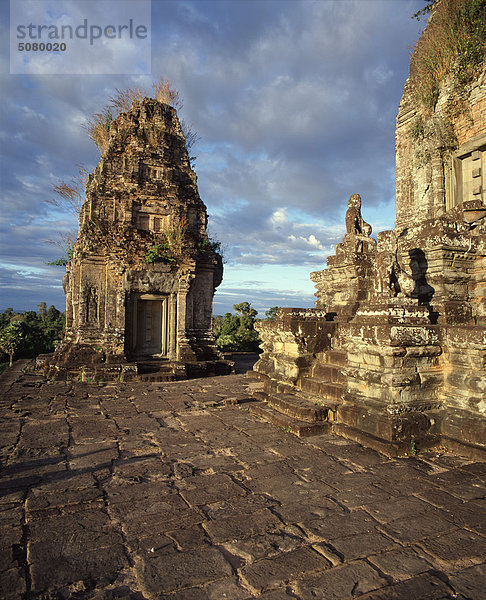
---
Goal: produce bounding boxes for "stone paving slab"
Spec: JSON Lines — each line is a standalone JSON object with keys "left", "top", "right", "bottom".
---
{"left": 0, "top": 362, "right": 485, "bottom": 599}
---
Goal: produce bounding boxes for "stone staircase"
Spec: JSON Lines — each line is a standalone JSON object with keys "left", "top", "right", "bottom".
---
{"left": 249, "top": 391, "right": 336, "bottom": 437}
{"left": 136, "top": 360, "right": 178, "bottom": 382}
{"left": 250, "top": 350, "right": 346, "bottom": 437}
{"left": 298, "top": 350, "right": 346, "bottom": 399}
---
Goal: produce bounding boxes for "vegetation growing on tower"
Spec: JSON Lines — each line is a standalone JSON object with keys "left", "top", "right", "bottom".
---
{"left": 410, "top": 0, "right": 486, "bottom": 112}
{"left": 84, "top": 78, "right": 199, "bottom": 160}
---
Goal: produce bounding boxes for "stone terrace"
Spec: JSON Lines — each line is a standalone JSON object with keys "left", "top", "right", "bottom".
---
{"left": 0, "top": 361, "right": 485, "bottom": 599}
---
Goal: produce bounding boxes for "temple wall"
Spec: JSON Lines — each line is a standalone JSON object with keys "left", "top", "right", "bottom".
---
{"left": 455, "top": 77, "right": 486, "bottom": 146}
{"left": 396, "top": 72, "right": 486, "bottom": 234}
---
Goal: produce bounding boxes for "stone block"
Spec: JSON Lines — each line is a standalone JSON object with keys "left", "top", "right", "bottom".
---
{"left": 417, "top": 529, "right": 486, "bottom": 570}
{"left": 357, "top": 572, "right": 456, "bottom": 600}
{"left": 303, "top": 510, "right": 379, "bottom": 540}
{"left": 239, "top": 546, "right": 331, "bottom": 594}
{"left": 368, "top": 547, "right": 433, "bottom": 581}
{"left": 329, "top": 531, "right": 399, "bottom": 561}
{"left": 202, "top": 508, "right": 281, "bottom": 543}
{"left": 379, "top": 512, "right": 456, "bottom": 544}
{"left": 0, "top": 568, "right": 26, "bottom": 600}
{"left": 336, "top": 401, "right": 434, "bottom": 444}
{"left": 140, "top": 547, "right": 232, "bottom": 595}
{"left": 294, "top": 560, "right": 387, "bottom": 600}
{"left": 30, "top": 544, "right": 128, "bottom": 593}
{"left": 177, "top": 473, "right": 247, "bottom": 506}
{"left": 448, "top": 563, "right": 486, "bottom": 600}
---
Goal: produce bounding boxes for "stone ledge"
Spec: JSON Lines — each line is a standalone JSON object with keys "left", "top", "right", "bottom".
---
{"left": 250, "top": 402, "right": 331, "bottom": 437}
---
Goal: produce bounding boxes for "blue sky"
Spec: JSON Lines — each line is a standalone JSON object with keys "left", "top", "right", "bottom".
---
{"left": 0, "top": 0, "right": 427, "bottom": 317}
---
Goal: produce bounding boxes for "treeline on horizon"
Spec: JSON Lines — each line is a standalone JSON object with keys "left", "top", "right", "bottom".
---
{"left": 0, "top": 302, "right": 278, "bottom": 371}
{"left": 0, "top": 303, "right": 64, "bottom": 370}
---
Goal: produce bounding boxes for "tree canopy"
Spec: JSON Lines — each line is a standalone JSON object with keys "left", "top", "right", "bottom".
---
{"left": 0, "top": 305, "right": 64, "bottom": 369}
{"left": 213, "top": 302, "right": 261, "bottom": 352}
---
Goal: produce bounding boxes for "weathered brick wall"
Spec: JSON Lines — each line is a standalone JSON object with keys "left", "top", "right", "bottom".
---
{"left": 396, "top": 75, "right": 486, "bottom": 234}
{"left": 455, "top": 82, "right": 486, "bottom": 146}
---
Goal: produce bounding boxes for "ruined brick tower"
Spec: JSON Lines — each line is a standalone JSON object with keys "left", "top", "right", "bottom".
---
{"left": 254, "top": 3, "right": 486, "bottom": 458}
{"left": 48, "top": 97, "right": 231, "bottom": 380}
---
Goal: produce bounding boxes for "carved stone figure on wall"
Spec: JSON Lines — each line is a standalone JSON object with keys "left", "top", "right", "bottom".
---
{"left": 86, "top": 287, "right": 98, "bottom": 324}
{"left": 344, "top": 193, "right": 373, "bottom": 253}
{"left": 375, "top": 231, "right": 400, "bottom": 296}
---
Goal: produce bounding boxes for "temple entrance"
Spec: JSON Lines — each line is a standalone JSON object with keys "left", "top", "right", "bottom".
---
{"left": 132, "top": 295, "right": 168, "bottom": 357}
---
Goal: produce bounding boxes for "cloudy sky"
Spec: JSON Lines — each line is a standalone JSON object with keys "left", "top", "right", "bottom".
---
{"left": 1, "top": 0, "right": 427, "bottom": 317}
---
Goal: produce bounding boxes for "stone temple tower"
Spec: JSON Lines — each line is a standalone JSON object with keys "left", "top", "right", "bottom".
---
{"left": 253, "top": 2, "right": 486, "bottom": 459}
{"left": 47, "top": 97, "right": 232, "bottom": 380}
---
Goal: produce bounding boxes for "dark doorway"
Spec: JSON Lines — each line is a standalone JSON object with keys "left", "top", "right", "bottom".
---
{"left": 133, "top": 296, "right": 168, "bottom": 357}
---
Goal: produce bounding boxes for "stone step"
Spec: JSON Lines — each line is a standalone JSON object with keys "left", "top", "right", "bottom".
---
{"left": 265, "top": 392, "right": 328, "bottom": 423}
{"left": 326, "top": 350, "right": 347, "bottom": 366}
{"left": 299, "top": 377, "right": 343, "bottom": 401}
{"left": 139, "top": 372, "right": 176, "bottom": 382}
{"left": 294, "top": 389, "right": 340, "bottom": 414}
{"left": 311, "top": 363, "right": 345, "bottom": 384}
{"left": 137, "top": 361, "right": 177, "bottom": 382}
{"left": 249, "top": 402, "right": 331, "bottom": 438}
{"left": 223, "top": 394, "right": 258, "bottom": 406}
{"left": 137, "top": 360, "right": 172, "bottom": 373}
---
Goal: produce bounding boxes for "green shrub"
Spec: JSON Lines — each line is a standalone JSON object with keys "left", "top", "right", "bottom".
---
{"left": 144, "top": 243, "right": 176, "bottom": 264}
{"left": 0, "top": 305, "right": 64, "bottom": 365}
{"left": 213, "top": 302, "right": 261, "bottom": 352}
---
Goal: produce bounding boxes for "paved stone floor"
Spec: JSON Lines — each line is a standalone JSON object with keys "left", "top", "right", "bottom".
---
{"left": 0, "top": 361, "right": 485, "bottom": 600}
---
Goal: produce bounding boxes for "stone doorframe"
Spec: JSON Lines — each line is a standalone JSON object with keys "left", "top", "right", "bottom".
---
{"left": 129, "top": 293, "right": 177, "bottom": 359}
{"left": 445, "top": 131, "right": 486, "bottom": 211}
